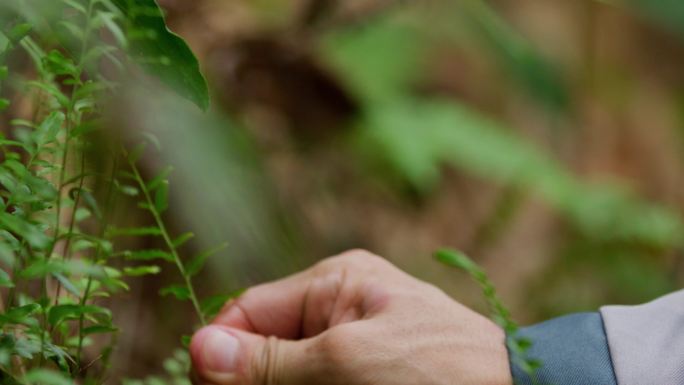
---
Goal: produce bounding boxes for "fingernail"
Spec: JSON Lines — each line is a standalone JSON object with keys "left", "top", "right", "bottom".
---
{"left": 201, "top": 328, "right": 240, "bottom": 373}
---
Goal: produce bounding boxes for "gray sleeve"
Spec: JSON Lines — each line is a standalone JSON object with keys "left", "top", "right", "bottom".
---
{"left": 600, "top": 289, "right": 684, "bottom": 385}
{"left": 509, "top": 313, "right": 617, "bottom": 385}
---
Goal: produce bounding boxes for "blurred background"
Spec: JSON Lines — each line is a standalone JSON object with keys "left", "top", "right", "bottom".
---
{"left": 107, "top": 0, "right": 684, "bottom": 378}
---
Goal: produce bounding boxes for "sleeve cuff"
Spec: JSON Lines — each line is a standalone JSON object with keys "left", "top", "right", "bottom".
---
{"left": 508, "top": 312, "right": 617, "bottom": 385}
{"left": 600, "top": 289, "right": 684, "bottom": 384}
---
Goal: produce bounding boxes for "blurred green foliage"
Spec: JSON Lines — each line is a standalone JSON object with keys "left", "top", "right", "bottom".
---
{"left": 320, "top": 14, "right": 683, "bottom": 249}
{"left": 619, "top": 0, "right": 684, "bottom": 37}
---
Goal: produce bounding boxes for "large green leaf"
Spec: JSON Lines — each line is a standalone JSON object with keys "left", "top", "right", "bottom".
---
{"left": 112, "top": 0, "right": 209, "bottom": 110}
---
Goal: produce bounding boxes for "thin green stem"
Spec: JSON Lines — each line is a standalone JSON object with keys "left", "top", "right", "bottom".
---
{"left": 127, "top": 155, "right": 206, "bottom": 325}
{"left": 75, "top": 277, "right": 93, "bottom": 371}
{"left": 53, "top": 143, "right": 87, "bottom": 306}
{"left": 435, "top": 249, "right": 540, "bottom": 385}
{"left": 75, "top": 152, "right": 120, "bottom": 376}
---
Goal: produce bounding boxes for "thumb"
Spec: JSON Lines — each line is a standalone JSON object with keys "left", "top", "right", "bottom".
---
{"left": 190, "top": 325, "right": 322, "bottom": 385}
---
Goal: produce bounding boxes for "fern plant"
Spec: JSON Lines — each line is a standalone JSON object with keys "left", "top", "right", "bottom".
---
{"left": 435, "top": 249, "right": 542, "bottom": 385}
{"left": 0, "top": 0, "right": 221, "bottom": 383}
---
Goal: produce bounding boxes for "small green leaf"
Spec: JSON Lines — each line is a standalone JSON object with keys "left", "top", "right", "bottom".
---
{"left": 123, "top": 265, "right": 161, "bottom": 276}
{"left": 141, "top": 132, "right": 162, "bottom": 151}
{"left": 34, "top": 111, "right": 65, "bottom": 147}
{"left": 0, "top": 212, "right": 50, "bottom": 250}
{"left": 123, "top": 249, "right": 173, "bottom": 262}
{"left": 172, "top": 232, "right": 194, "bottom": 248}
{"left": 0, "top": 303, "right": 41, "bottom": 326}
{"left": 83, "top": 324, "right": 118, "bottom": 335}
{"left": 434, "top": 249, "right": 480, "bottom": 274}
{"left": 106, "top": 226, "right": 163, "bottom": 237}
{"left": 97, "top": 10, "right": 127, "bottom": 48}
{"left": 137, "top": 202, "right": 153, "bottom": 211}
{"left": 159, "top": 285, "right": 190, "bottom": 300}
{"left": 26, "top": 81, "right": 70, "bottom": 107}
{"left": 48, "top": 304, "right": 110, "bottom": 326}
{"left": 127, "top": 142, "right": 146, "bottom": 163}
{"left": 6, "top": 23, "right": 32, "bottom": 44}
{"left": 119, "top": 185, "right": 139, "bottom": 196}
{"left": 0, "top": 98, "right": 9, "bottom": 111}
{"left": 154, "top": 180, "right": 169, "bottom": 213}
{"left": 0, "top": 66, "right": 8, "bottom": 80}
{"left": 200, "top": 289, "right": 244, "bottom": 319}
{"left": 43, "top": 50, "right": 78, "bottom": 77}
{"left": 147, "top": 166, "right": 173, "bottom": 191}
{"left": 52, "top": 273, "right": 80, "bottom": 297}
{"left": 58, "top": 20, "right": 85, "bottom": 42}
{"left": 0, "top": 269, "right": 13, "bottom": 288}
{"left": 23, "top": 369, "right": 73, "bottom": 385}
{"left": 62, "top": 0, "right": 87, "bottom": 13}
{"left": 180, "top": 335, "right": 192, "bottom": 348}
{"left": 186, "top": 242, "right": 228, "bottom": 277}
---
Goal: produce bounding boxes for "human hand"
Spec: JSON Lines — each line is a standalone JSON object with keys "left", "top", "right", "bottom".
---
{"left": 190, "top": 249, "right": 512, "bottom": 385}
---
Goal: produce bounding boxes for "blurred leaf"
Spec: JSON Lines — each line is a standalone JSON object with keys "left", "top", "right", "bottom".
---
{"left": 172, "top": 232, "right": 194, "bottom": 248}
{"left": 185, "top": 242, "right": 228, "bottom": 277}
{"left": 0, "top": 269, "right": 12, "bottom": 288}
{"left": 48, "top": 304, "right": 110, "bottom": 326}
{"left": 435, "top": 248, "right": 482, "bottom": 275}
{"left": 147, "top": 166, "right": 173, "bottom": 191}
{"left": 61, "top": 0, "right": 87, "bottom": 14}
{"left": 43, "top": 50, "right": 78, "bottom": 78}
{"left": 106, "top": 226, "right": 162, "bottom": 237}
{"left": 159, "top": 285, "right": 190, "bottom": 300}
{"left": 459, "top": 0, "right": 569, "bottom": 112}
{"left": 529, "top": 238, "right": 677, "bottom": 318}
{"left": 154, "top": 180, "right": 169, "bottom": 213}
{"left": 111, "top": 0, "right": 209, "bottom": 110}
{"left": 33, "top": 111, "right": 65, "bottom": 148}
{"left": 53, "top": 273, "right": 79, "bottom": 297}
{"left": 23, "top": 369, "right": 73, "bottom": 385}
{"left": 21, "top": 259, "right": 104, "bottom": 279}
{"left": 123, "top": 265, "right": 161, "bottom": 276}
{"left": 5, "top": 23, "right": 32, "bottom": 44}
{"left": 321, "top": 17, "right": 426, "bottom": 103}
{"left": 0, "top": 304, "right": 41, "bottom": 326}
{"left": 357, "top": 98, "right": 683, "bottom": 247}
{"left": 200, "top": 289, "right": 245, "bottom": 319}
{"left": 123, "top": 249, "right": 173, "bottom": 262}
{"left": 322, "top": 7, "right": 567, "bottom": 114}
{"left": 26, "top": 81, "right": 70, "bottom": 107}
{"left": 0, "top": 212, "right": 50, "bottom": 250}
{"left": 83, "top": 324, "right": 118, "bottom": 335}
{"left": 127, "top": 142, "right": 146, "bottom": 164}
{"left": 617, "top": 0, "right": 684, "bottom": 37}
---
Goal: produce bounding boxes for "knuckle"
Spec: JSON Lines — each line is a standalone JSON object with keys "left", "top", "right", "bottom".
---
{"left": 319, "top": 249, "right": 387, "bottom": 271}
{"left": 338, "top": 249, "right": 382, "bottom": 263}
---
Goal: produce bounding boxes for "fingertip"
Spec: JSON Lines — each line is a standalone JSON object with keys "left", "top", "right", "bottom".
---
{"left": 190, "top": 325, "right": 241, "bottom": 382}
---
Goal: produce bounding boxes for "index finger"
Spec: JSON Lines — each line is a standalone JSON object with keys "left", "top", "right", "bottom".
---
{"left": 211, "top": 250, "right": 397, "bottom": 339}
{"left": 212, "top": 269, "right": 312, "bottom": 339}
